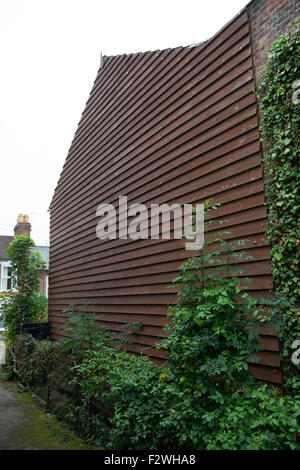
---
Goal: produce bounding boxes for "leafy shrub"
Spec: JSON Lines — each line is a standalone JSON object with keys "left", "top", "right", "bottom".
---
{"left": 151, "top": 225, "right": 278, "bottom": 448}
{"left": 11, "top": 333, "right": 54, "bottom": 387}
{"left": 53, "top": 303, "right": 113, "bottom": 390}
{"left": 203, "top": 386, "right": 300, "bottom": 450}
{"left": 63, "top": 341, "right": 300, "bottom": 450}
{"left": 11, "top": 334, "right": 36, "bottom": 384}
{"left": 159, "top": 274, "right": 265, "bottom": 395}
{"left": 158, "top": 211, "right": 271, "bottom": 398}
{"left": 62, "top": 347, "right": 173, "bottom": 449}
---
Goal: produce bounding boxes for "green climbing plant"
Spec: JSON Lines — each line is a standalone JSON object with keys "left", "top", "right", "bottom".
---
{"left": 258, "top": 20, "right": 300, "bottom": 393}
{"left": 2, "top": 236, "right": 46, "bottom": 345}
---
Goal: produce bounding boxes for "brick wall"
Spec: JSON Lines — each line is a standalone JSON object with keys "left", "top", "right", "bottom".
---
{"left": 248, "top": 0, "right": 300, "bottom": 80}
{"left": 13, "top": 223, "right": 31, "bottom": 237}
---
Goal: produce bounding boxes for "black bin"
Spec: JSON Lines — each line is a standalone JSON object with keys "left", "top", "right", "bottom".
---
{"left": 22, "top": 322, "right": 51, "bottom": 340}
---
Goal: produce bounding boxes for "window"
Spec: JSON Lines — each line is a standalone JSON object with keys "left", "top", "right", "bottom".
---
{"left": 0, "top": 263, "right": 12, "bottom": 292}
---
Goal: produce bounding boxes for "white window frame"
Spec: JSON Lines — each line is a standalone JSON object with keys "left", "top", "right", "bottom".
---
{"left": 0, "top": 261, "right": 12, "bottom": 292}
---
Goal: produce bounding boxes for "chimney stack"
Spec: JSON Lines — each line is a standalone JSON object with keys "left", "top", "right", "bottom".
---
{"left": 14, "top": 214, "right": 31, "bottom": 237}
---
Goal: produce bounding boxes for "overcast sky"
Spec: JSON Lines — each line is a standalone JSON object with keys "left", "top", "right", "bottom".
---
{"left": 0, "top": 0, "right": 248, "bottom": 245}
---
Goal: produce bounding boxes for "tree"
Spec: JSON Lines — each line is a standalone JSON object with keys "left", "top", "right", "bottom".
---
{"left": 3, "top": 236, "right": 46, "bottom": 344}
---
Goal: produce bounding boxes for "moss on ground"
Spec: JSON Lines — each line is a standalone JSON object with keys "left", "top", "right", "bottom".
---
{"left": 13, "top": 387, "right": 102, "bottom": 450}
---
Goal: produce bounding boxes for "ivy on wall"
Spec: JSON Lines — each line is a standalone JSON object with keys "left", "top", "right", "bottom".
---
{"left": 258, "top": 21, "right": 300, "bottom": 393}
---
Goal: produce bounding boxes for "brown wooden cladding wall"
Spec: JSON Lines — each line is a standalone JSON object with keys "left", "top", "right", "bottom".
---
{"left": 49, "top": 8, "right": 281, "bottom": 386}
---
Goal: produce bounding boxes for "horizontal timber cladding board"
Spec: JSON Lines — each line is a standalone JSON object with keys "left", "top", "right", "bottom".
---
{"left": 79, "top": 12, "right": 248, "bottom": 128}
{"left": 51, "top": 76, "right": 257, "bottom": 228}
{"left": 49, "top": 248, "right": 271, "bottom": 286}
{"left": 50, "top": 191, "right": 266, "bottom": 267}
{"left": 51, "top": 129, "right": 262, "bottom": 245}
{"left": 48, "top": 278, "right": 273, "bottom": 299}
{"left": 48, "top": 257, "right": 272, "bottom": 290}
{"left": 51, "top": 191, "right": 266, "bottom": 250}
{"left": 52, "top": 67, "right": 255, "bottom": 222}
{"left": 48, "top": 272, "right": 272, "bottom": 296}
{"left": 50, "top": 224, "right": 269, "bottom": 275}
{"left": 50, "top": 174, "right": 265, "bottom": 260}
{"left": 67, "top": 26, "right": 250, "bottom": 163}
{"left": 49, "top": 243, "right": 271, "bottom": 282}
{"left": 55, "top": 13, "right": 250, "bottom": 191}
{"left": 51, "top": 128, "right": 261, "bottom": 243}
{"left": 53, "top": 77, "right": 255, "bottom": 220}
{"left": 53, "top": 54, "right": 254, "bottom": 211}
{"left": 49, "top": 8, "right": 281, "bottom": 386}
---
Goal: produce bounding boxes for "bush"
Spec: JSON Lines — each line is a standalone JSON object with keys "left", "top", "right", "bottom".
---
{"left": 64, "top": 344, "right": 300, "bottom": 450}
{"left": 53, "top": 303, "right": 113, "bottom": 390}
{"left": 63, "top": 347, "right": 173, "bottom": 449}
{"left": 11, "top": 333, "right": 54, "bottom": 387}
{"left": 203, "top": 386, "right": 300, "bottom": 450}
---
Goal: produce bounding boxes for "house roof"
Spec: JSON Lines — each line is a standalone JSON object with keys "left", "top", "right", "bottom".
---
{"left": 0, "top": 237, "right": 49, "bottom": 269}
{"left": 0, "top": 236, "right": 13, "bottom": 261}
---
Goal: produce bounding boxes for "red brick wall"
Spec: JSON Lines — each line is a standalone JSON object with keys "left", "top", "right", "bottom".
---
{"left": 248, "top": 0, "right": 300, "bottom": 80}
